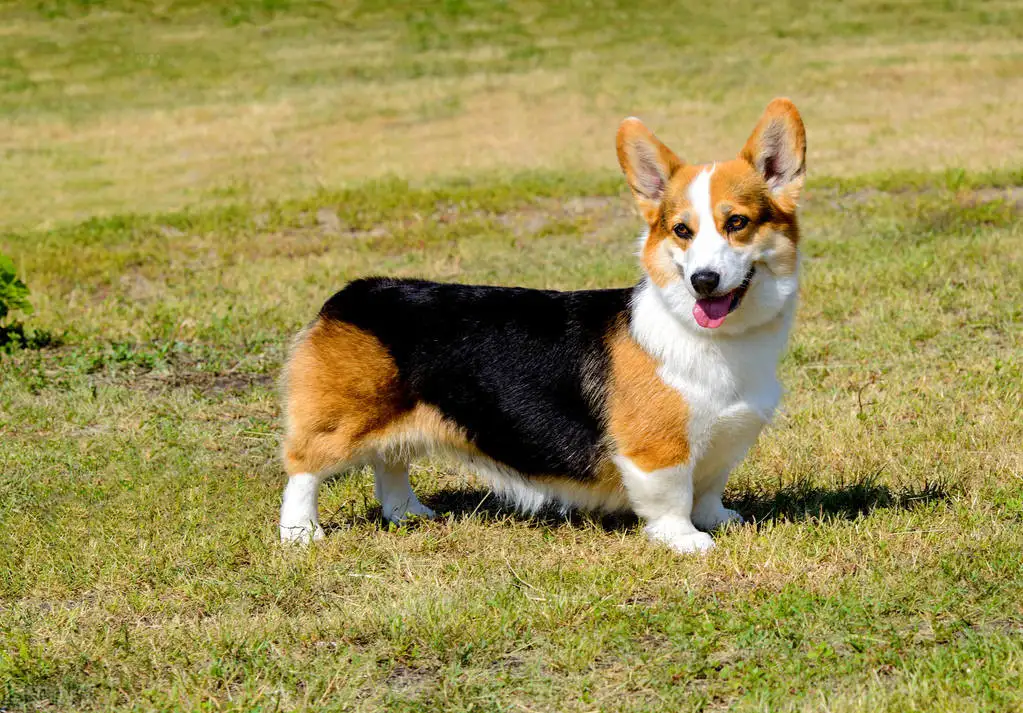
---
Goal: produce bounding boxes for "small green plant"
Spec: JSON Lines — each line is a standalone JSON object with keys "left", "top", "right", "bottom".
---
{"left": 0, "top": 254, "right": 50, "bottom": 352}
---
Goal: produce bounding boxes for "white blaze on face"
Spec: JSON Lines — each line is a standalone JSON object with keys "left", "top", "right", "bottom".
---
{"left": 688, "top": 165, "right": 721, "bottom": 246}
{"left": 674, "top": 164, "right": 751, "bottom": 298}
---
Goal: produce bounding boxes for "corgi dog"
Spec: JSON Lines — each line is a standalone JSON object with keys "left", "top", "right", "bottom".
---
{"left": 279, "top": 98, "right": 806, "bottom": 554}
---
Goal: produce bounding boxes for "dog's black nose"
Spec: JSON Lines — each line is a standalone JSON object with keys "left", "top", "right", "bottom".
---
{"left": 690, "top": 270, "right": 720, "bottom": 296}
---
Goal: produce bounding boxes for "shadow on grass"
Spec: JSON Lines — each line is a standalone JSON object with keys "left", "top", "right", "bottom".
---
{"left": 727, "top": 474, "right": 954, "bottom": 529}
{"left": 321, "top": 487, "right": 642, "bottom": 536}
{"left": 351, "top": 473, "right": 955, "bottom": 535}
{"left": 424, "top": 487, "right": 641, "bottom": 533}
{"left": 320, "top": 472, "right": 953, "bottom": 535}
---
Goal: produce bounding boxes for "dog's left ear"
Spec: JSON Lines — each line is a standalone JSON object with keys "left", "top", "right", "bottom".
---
{"left": 740, "top": 98, "right": 806, "bottom": 211}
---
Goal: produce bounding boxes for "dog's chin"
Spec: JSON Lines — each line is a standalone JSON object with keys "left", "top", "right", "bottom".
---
{"left": 655, "top": 273, "right": 797, "bottom": 336}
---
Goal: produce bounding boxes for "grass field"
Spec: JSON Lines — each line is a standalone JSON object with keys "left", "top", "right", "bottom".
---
{"left": 1, "top": 1, "right": 1022, "bottom": 711}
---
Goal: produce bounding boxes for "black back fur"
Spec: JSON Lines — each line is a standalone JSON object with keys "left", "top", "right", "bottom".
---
{"left": 320, "top": 278, "right": 634, "bottom": 480}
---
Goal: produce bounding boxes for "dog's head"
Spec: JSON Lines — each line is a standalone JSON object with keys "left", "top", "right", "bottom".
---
{"left": 617, "top": 98, "right": 805, "bottom": 334}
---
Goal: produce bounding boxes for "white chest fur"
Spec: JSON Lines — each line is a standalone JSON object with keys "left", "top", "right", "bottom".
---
{"left": 630, "top": 281, "right": 795, "bottom": 485}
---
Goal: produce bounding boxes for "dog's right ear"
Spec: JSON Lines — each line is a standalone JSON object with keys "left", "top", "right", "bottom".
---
{"left": 616, "top": 118, "right": 683, "bottom": 224}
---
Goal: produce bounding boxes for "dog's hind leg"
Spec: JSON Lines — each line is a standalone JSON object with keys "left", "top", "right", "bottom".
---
{"left": 372, "top": 455, "right": 436, "bottom": 524}
{"left": 279, "top": 317, "right": 411, "bottom": 543}
{"left": 280, "top": 470, "right": 328, "bottom": 543}
{"left": 279, "top": 429, "right": 361, "bottom": 544}
{"left": 280, "top": 402, "right": 370, "bottom": 544}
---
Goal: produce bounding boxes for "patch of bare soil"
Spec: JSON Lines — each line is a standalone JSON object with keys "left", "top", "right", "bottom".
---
{"left": 957, "top": 186, "right": 1023, "bottom": 210}
{"left": 82, "top": 349, "right": 279, "bottom": 396}
{"left": 385, "top": 663, "right": 438, "bottom": 695}
{"left": 140, "top": 368, "right": 276, "bottom": 394}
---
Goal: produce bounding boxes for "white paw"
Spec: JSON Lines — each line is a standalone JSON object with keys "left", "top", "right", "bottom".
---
{"left": 663, "top": 531, "right": 716, "bottom": 554}
{"left": 409, "top": 502, "right": 437, "bottom": 519}
{"left": 692, "top": 504, "right": 744, "bottom": 531}
{"left": 382, "top": 499, "right": 437, "bottom": 524}
{"left": 644, "top": 518, "right": 716, "bottom": 555}
{"left": 280, "top": 523, "right": 325, "bottom": 544}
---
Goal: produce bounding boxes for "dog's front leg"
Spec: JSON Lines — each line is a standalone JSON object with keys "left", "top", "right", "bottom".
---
{"left": 691, "top": 466, "right": 745, "bottom": 532}
{"left": 616, "top": 456, "right": 715, "bottom": 554}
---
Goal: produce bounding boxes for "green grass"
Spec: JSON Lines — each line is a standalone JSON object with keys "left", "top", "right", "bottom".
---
{"left": 2, "top": 1, "right": 1023, "bottom": 711}
{"left": 3, "top": 173, "right": 1021, "bottom": 712}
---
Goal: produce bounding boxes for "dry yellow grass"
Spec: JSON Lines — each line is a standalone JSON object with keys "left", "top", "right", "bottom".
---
{"left": 1, "top": 4, "right": 1021, "bottom": 230}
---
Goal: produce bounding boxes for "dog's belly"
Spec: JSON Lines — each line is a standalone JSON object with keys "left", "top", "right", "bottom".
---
{"left": 434, "top": 448, "right": 631, "bottom": 515}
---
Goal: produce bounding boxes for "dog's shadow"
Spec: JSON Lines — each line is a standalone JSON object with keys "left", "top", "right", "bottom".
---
{"left": 725, "top": 475, "right": 952, "bottom": 529}
{"left": 325, "top": 474, "right": 952, "bottom": 535}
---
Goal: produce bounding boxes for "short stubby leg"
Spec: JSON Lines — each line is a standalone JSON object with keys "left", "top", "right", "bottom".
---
{"left": 691, "top": 468, "right": 745, "bottom": 531}
{"left": 373, "top": 458, "right": 436, "bottom": 524}
{"left": 616, "top": 456, "right": 715, "bottom": 555}
{"left": 691, "top": 495, "right": 744, "bottom": 531}
{"left": 689, "top": 412, "right": 764, "bottom": 531}
{"left": 280, "top": 472, "right": 326, "bottom": 543}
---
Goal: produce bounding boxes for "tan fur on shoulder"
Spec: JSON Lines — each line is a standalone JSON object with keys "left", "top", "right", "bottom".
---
{"left": 606, "top": 324, "right": 690, "bottom": 472}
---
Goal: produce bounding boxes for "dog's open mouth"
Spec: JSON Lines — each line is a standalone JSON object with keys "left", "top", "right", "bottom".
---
{"left": 692, "top": 266, "right": 756, "bottom": 329}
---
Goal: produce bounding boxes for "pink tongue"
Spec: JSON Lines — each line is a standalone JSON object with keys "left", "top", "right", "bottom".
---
{"left": 693, "top": 294, "right": 733, "bottom": 329}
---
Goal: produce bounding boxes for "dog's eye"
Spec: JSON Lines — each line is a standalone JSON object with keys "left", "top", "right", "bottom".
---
{"left": 726, "top": 215, "right": 750, "bottom": 232}
{"left": 673, "top": 223, "right": 692, "bottom": 240}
